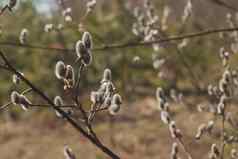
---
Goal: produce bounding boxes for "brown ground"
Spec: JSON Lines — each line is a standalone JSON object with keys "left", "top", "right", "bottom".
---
{"left": 0, "top": 97, "right": 228, "bottom": 159}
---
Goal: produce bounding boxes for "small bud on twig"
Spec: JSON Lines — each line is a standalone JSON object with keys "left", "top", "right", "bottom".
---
{"left": 11, "top": 91, "right": 31, "bottom": 111}
{"left": 109, "top": 94, "right": 122, "bottom": 115}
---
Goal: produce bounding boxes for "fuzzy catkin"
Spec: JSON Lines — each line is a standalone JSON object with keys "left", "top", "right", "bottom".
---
{"left": 19, "top": 28, "right": 29, "bottom": 44}
{"left": 11, "top": 91, "right": 20, "bottom": 105}
{"left": 64, "top": 146, "right": 76, "bottom": 159}
{"left": 54, "top": 96, "right": 64, "bottom": 118}
{"left": 160, "top": 110, "right": 170, "bottom": 124}
{"left": 82, "top": 32, "right": 93, "bottom": 49}
{"left": 101, "top": 68, "right": 112, "bottom": 83}
{"left": 11, "top": 91, "right": 31, "bottom": 111}
{"left": 109, "top": 94, "right": 122, "bottom": 115}
{"left": 55, "top": 61, "right": 66, "bottom": 79}
{"left": 171, "top": 142, "right": 179, "bottom": 159}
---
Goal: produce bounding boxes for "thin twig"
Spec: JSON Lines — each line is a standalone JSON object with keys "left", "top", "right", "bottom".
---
{"left": 72, "top": 62, "right": 98, "bottom": 139}
{"left": 29, "top": 104, "right": 77, "bottom": 108}
{"left": 0, "top": 88, "right": 32, "bottom": 111}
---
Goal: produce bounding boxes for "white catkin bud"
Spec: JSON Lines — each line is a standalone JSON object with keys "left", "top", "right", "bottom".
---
{"left": 182, "top": 0, "right": 192, "bottom": 23}
{"left": 65, "top": 65, "right": 75, "bottom": 83}
{"left": 103, "top": 95, "right": 112, "bottom": 107}
{"left": 62, "top": 7, "right": 72, "bottom": 16}
{"left": 133, "top": 7, "right": 141, "bottom": 17}
{"left": 82, "top": 32, "right": 93, "bottom": 49}
{"left": 223, "top": 69, "right": 231, "bottom": 83}
{"left": 219, "top": 78, "right": 228, "bottom": 95}
{"left": 231, "top": 149, "right": 238, "bottom": 159}
{"left": 153, "top": 59, "right": 165, "bottom": 69}
{"left": 156, "top": 87, "right": 167, "bottom": 110}
{"left": 171, "top": 142, "right": 179, "bottom": 159}
{"left": 19, "top": 95, "right": 31, "bottom": 111}
{"left": 12, "top": 72, "right": 23, "bottom": 85}
{"left": 98, "top": 82, "right": 108, "bottom": 92}
{"left": 195, "top": 124, "right": 206, "bottom": 140}
{"left": 206, "top": 120, "right": 214, "bottom": 133}
{"left": 90, "top": 91, "right": 97, "bottom": 104}
{"left": 65, "top": 15, "right": 73, "bottom": 23}
{"left": 156, "top": 87, "right": 165, "bottom": 101}
{"left": 86, "top": 0, "right": 96, "bottom": 13}
{"left": 217, "top": 98, "right": 225, "bottom": 115}
{"left": 11, "top": 91, "right": 31, "bottom": 111}
{"left": 169, "top": 121, "right": 183, "bottom": 139}
{"left": 81, "top": 51, "right": 92, "bottom": 66}
{"left": 65, "top": 8, "right": 72, "bottom": 13}
{"left": 169, "top": 121, "right": 177, "bottom": 138}
{"left": 101, "top": 68, "right": 112, "bottom": 83}
{"left": 57, "top": 24, "right": 64, "bottom": 30}
{"left": 209, "top": 144, "right": 220, "bottom": 159}
{"left": 109, "top": 103, "right": 120, "bottom": 115}
{"left": 90, "top": 91, "right": 103, "bottom": 104}
{"left": 161, "top": 6, "right": 171, "bottom": 31}
{"left": 177, "top": 39, "right": 189, "bottom": 49}
{"left": 104, "top": 82, "right": 115, "bottom": 95}
{"left": 208, "top": 84, "right": 214, "bottom": 96}
{"left": 109, "top": 94, "right": 122, "bottom": 115}
{"left": 54, "top": 96, "right": 64, "bottom": 118}
{"left": 160, "top": 110, "right": 171, "bottom": 124}
{"left": 19, "top": 28, "right": 29, "bottom": 44}
{"left": 75, "top": 40, "right": 88, "bottom": 58}
{"left": 55, "top": 61, "right": 66, "bottom": 80}
{"left": 13, "top": 74, "right": 20, "bottom": 84}
{"left": 132, "top": 56, "right": 141, "bottom": 63}
{"left": 11, "top": 91, "right": 21, "bottom": 105}
{"left": 64, "top": 146, "right": 76, "bottom": 159}
{"left": 44, "top": 24, "right": 54, "bottom": 32}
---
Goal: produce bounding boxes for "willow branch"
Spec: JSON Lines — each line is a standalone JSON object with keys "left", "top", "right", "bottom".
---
{"left": 28, "top": 104, "right": 77, "bottom": 108}
{"left": 0, "top": 27, "right": 237, "bottom": 52}
{"left": 0, "top": 51, "right": 120, "bottom": 159}
{"left": 0, "top": 88, "right": 32, "bottom": 111}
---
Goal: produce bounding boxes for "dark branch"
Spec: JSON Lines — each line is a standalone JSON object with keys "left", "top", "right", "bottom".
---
{"left": 0, "top": 51, "right": 120, "bottom": 159}
{"left": 0, "top": 88, "right": 32, "bottom": 111}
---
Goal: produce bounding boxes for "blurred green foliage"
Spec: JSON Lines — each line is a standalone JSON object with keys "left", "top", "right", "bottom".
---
{"left": 0, "top": 0, "right": 234, "bottom": 106}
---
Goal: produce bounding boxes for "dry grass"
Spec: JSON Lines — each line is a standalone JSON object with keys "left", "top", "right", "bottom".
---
{"left": 0, "top": 96, "right": 221, "bottom": 159}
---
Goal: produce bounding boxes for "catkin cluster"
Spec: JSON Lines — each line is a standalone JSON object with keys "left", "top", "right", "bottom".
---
{"left": 132, "top": 0, "right": 160, "bottom": 51}
{"left": 75, "top": 32, "right": 93, "bottom": 66}
{"left": 88, "top": 68, "right": 122, "bottom": 122}
{"left": 156, "top": 87, "right": 183, "bottom": 140}
{"left": 55, "top": 61, "right": 75, "bottom": 90}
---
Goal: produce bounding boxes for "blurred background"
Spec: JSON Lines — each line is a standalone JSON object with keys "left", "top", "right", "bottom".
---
{"left": 0, "top": 0, "right": 238, "bottom": 159}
